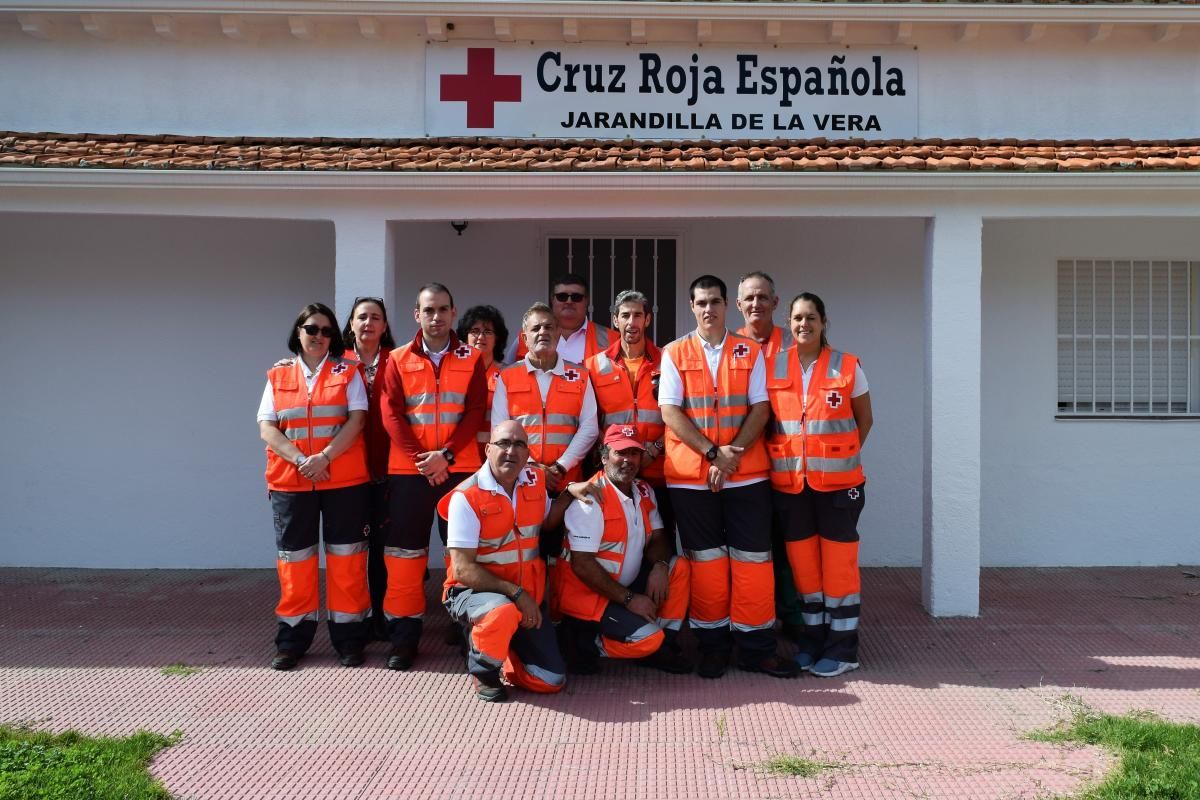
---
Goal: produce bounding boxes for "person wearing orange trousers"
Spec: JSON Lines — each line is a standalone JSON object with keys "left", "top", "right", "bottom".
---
{"left": 556, "top": 424, "right": 692, "bottom": 675}
{"left": 659, "top": 275, "right": 799, "bottom": 680}
{"left": 438, "top": 420, "right": 579, "bottom": 702}
{"left": 257, "top": 302, "right": 372, "bottom": 671}
{"left": 766, "top": 291, "right": 873, "bottom": 678}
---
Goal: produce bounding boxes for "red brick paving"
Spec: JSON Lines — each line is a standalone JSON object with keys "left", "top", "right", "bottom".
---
{"left": 2, "top": 566, "right": 1198, "bottom": 799}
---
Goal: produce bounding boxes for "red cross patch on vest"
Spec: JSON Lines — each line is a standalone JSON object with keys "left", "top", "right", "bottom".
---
{"left": 524, "top": 468, "right": 538, "bottom": 485}
{"left": 826, "top": 389, "right": 843, "bottom": 409}
{"left": 563, "top": 368, "right": 580, "bottom": 382}
{"left": 454, "top": 345, "right": 473, "bottom": 359}
{"left": 732, "top": 343, "right": 750, "bottom": 358}
{"left": 331, "top": 362, "right": 348, "bottom": 375}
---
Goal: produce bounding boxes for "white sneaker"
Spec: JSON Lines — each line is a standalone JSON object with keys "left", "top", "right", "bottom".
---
{"left": 809, "top": 658, "right": 859, "bottom": 677}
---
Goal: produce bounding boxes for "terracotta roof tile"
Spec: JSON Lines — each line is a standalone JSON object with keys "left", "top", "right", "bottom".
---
{"left": 4, "top": 132, "right": 1200, "bottom": 174}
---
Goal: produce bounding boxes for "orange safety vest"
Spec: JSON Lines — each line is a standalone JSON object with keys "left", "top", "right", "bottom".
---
{"left": 514, "top": 321, "right": 615, "bottom": 361}
{"left": 662, "top": 332, "right": 769, "bottom": 487}
{"left": 437, "top": 467, "right": 548, "bottom": 603}
{"left": 265, "top": 357, "right": 369, "bottom": 492}
{"left": 737, "top": 324, "right": 794, "bottom": 360}
{"left": 498, "top": 360, "right": 589, "bottom": 482}
{"left": 386, "top": 341, "right": 483, "bottom": 475}
{"left": 586, "top": 341, "right": 665, "bottom": 482}
{"left": 557, "top": 474, "right": 657, "bottom": 622}
{"left": 766, "top": 347, "right": 865, "bottom": 493}
{"left": 477, "top": 362, "right": 504, "bottom": 445}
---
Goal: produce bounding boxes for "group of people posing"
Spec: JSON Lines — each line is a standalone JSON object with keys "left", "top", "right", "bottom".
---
{"left": 257, "top": 270, "right": 873, "bottom": 702}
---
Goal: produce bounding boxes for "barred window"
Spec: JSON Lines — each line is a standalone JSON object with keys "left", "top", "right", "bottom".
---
{"left": 1057, "top": 259, "right": 1200, "bottom": 417}
{"left": 548, "top": 237, "right": 677, "bottom": 345}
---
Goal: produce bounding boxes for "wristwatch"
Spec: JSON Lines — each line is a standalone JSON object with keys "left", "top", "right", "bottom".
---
{"left": 704, "top": 445, "right": 718, "bottom": 462}
{"left": 293, "top": 454, "right": 306, "bottom": 467}
{"left": 622, "top": 589, "right": 635, "bottom": 606}
{"left": 441, "top": 447, "right": 455, "bottom": 466}
{"left": 509, "top": 586, "right": 525, "bottom": 602}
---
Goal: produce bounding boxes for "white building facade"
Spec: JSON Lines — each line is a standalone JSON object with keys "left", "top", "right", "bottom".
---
{"left": 2, "top": 0, "right": 1199, "bottom": 616}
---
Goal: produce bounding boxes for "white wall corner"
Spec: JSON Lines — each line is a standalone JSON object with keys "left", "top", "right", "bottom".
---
{"left": 334, "top": 216, "right": 396, "bottom": 325}
{"left": 922, "top": 211, "right": 983, "bottom": 618}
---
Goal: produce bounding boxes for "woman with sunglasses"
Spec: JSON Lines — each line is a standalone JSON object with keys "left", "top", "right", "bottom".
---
{"left": 257, "top": 303, "right": 372, "bottom": 670}
{"left": 343, "top": 297, "right": 397, "bottom": 641}
{"left": 456, "top": 305, "right": 510, "bottom": 457}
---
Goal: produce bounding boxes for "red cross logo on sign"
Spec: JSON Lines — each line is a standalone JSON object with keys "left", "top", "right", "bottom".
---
{"left": 439, "top": 48, "right": 522, "bottom": 129}
{"left": 826, "top": 389, "right": 843, "bottom": 409}
{"left": 732, "top": 343, "right": 750, "bottom": 358}
{"left": 563, "top": 368, "right": 580, "bottom": 382}
{"left": 454, "top": 345, "right": 473, "bottom": 359}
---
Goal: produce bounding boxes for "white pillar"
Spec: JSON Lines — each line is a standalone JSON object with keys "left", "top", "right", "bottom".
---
{"left": 922, "top": 211, "right": 983, "bottom": 617}
{"left": 333, "top": 215, "right": 395, "bottom": 325}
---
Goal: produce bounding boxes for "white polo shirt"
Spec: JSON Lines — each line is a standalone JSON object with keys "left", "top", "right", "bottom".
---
{"left": 564, "top": 479, "right": 663, "bottom": 587}
{"left": 490, "top": 354, "right": 599, "bottom": 472}
{"left": 445, "top": 463, "right": 552, "bottom": 550}
{"left": 657, "top": 331, "right": 769, "bottom": 490}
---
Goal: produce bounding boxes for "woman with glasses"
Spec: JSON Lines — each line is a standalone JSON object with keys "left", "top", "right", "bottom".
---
{"left": 343, "top": 297, "right": 397, "bottom": 641}
{"left": 456, "top": 305, "right": 510, "bottom": 456}
{"left": 257, "top": 302, "right": 372, "bottom": 671}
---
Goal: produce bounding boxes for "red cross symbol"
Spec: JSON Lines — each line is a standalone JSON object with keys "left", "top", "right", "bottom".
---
{"left": 331, "top": 362, "right": 348, "bottom": 375}
{"left": 440, "top": 48, "right": 522, "bottom": 129}
{"left": 732, "top": 343, "right": 750, "bottom": 358}
{"left": 847, "top": 487, "right": 860, "bottom": 501}
{"left": 563, "top": 368, "right": 580, "bottom": 382}
{"left": 524, "top": 468, "right": 538, "bottom": 485}
{"left": 637, "top": 481, "right": 650, "bottom": 498}
{"left": 454, "top": 345, "right": 473, "bottom": 359}
{"left": 621, "top": 426, "right": 636, "bottom": 438}
{"left": 826, "top": 389, "right": 843, "bottom": 409}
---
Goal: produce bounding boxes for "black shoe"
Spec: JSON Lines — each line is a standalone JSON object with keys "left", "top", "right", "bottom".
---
{"left": 640, "top": 647, "right": 693, "bottom": 675}
{"left": 370, "top": 617, "right": 389, "bottom": 643}
{"left": 271, "top": 650, "right": 301, "bottom": 671}
{"left": 697, "top": 651, "right": 729, "bottom": 680}
{"left": 338, "top": 650, "right": 365, "bottom": 667}
{"left": 473, "top": 675, "right": 509, "bottom": 703}
{"left": 568, "top": 648, "right": 600, "bottom": 676}
{"left": 738, "top": 654, "right": 802, "bottom": 679}
{"left": 779, "top": 622, "right": 805, "bottom": 643}
{"left": 443, "top": 623, "right": 463, "bottom": 647}
{"left": 386, "top": 642, "right": 417, "bottom": 671}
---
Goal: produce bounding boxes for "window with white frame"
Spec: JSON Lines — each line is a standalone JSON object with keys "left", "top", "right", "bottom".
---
{"left": 1057, "top": 259, "right": 1200, "bottom": 417}
{"left": 548, "top": 237, "right": 678, "bottom": 345}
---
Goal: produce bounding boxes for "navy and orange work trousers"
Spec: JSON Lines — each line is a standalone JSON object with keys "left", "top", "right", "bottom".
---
{"left": 771, "top": 482, "right": 865, "bottom": 664}
{"left": 671, "top": 480, "right": 778, "bottom": 660}
{"left": 562, "top": 556, "right": 690, "bottom": 662}
{"left": 443, "top": 586, "right": 566, "bottom": 694}
{"left": 270, "top": 483, "right": 371, "bottom": 656}
{"left": 383, "top": 473, "right": 465, "bottom": 647}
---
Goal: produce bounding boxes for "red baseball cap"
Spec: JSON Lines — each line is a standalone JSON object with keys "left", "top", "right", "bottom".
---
{"left": 603, "top": 424, "right": 642, "bottom": 451}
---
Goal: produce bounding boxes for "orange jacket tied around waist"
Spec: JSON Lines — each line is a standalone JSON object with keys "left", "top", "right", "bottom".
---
{"left": 265, "top": 357, "right": 368, "bottom": 492}
{"left": 766, "top": 347, "right": 865, "bottom": 493}
{"left": 662, "top": 333, "right": 769, "bottom": 487}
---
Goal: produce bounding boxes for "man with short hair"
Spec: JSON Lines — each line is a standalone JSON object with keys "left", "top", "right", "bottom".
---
{"left": 508, "top": 273, "right": 616, "bottom": 364}
{"left": 438, "top": 420, "right": 571, "bottom": 702}
{"left": 379, "top": 283, "right": 487, "bottom": 671}
{"left": 659, "top": 275, "right": 799, "bottom": 680}
{"left": 735, "top": 271, "right": 804, "bottom": 640}
{"left": 493, "top": 303, "right": 599, "bottom": 495}
{"left": 557, "top": 424, "right": 691, "bottom": 675}
{"left": 585, "top": 289, "right": 674, "bottom": 541}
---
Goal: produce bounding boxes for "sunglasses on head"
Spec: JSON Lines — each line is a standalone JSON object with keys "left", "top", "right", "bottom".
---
{"left": 554, "top": 292, "right": 586, "bottom": 303}
{"left": 301, "top": 324, "right": 336, "bottom": 337}
{"left": 353, "top": 296, "right": 385, "bottom": 307}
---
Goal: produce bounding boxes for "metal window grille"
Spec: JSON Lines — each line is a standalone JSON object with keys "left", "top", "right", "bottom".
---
{"left": 1056, "top": 259, "right": 1200, "bottom": 416}
{"left": 548, "top": 237, "right": 678, "bottom": 345}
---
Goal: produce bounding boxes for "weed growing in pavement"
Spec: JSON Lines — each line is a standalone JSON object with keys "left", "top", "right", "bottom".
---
{"left": 756, "top": 754, "right": 842, "bottom": 778}
{"left": 0, "top": 724, "right": 181, "bottom": 800}
{"left": 1029, "top": 696, "right": 1200, "bottom": 799}
{"left": 715, "top": 713, "right": 728, "bottom": 738}
{"left": 159, "top": 663, "right": 202, "bottom": 677}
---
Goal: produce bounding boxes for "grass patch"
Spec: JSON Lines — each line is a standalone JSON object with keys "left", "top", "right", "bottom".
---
{"left": 159, "top": 663, "right": 202, "bottom": 677}
{"left": 1031, "top": 700, "right": 1200, "bottom": 800}
{"left": 757, "top": 754, "right": 841, "bottom": 778}
{"left": 0, "top": 724, "right": 180, "bottom": 800}
{"left": 715, "top": 713, "right": 727, "bottom": 738}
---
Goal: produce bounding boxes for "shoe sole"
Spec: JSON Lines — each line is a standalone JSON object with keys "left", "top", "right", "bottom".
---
{"left": 810, "top": 662, "right": 860, "bottom": 678}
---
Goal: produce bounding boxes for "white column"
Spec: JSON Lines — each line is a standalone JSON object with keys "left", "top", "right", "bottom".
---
{"left": 922, "top": 210, "right": 983, "bottom": 617}
{"left": 333, "top": 215, "right": 395, "bottom": 324}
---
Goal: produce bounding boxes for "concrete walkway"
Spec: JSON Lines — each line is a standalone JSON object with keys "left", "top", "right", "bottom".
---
{"left": 2, "top": 566, "right": 1198, "bottom": 799}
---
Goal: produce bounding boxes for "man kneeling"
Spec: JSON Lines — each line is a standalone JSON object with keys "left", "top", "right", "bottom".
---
{"left": 557, "top": 424, "right": 692, "bottom": 674}
{"left": 438, "top": 420, "right": 572, "bottom": 702}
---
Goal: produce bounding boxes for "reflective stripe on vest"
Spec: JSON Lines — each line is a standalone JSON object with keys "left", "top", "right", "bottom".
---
{"left": 386, "top": 342, "right": 482, "bottom": 475}
{"left": 499, "top": 362, "right": 587, "bottom": 469}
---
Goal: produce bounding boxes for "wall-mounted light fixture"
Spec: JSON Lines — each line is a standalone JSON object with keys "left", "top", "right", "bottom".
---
{"left": 450, "top": 220, "right": 469, "bottom": 236}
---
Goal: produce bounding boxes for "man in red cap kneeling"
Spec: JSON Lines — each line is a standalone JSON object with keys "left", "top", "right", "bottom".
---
{"left": 556, "top": 423, "right": 693, "bottom": 674}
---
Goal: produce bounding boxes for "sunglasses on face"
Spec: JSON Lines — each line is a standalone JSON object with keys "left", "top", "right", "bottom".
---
{"left": 301, "top": 324, "right": 336, "bottom": 338}
{"left": 554, "top": 292, "right": 586, "bottom": 303}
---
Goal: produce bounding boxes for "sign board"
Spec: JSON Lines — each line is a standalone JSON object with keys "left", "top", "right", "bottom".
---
{"left": 426, "top": 42, "right": 918, "bottom": 139}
